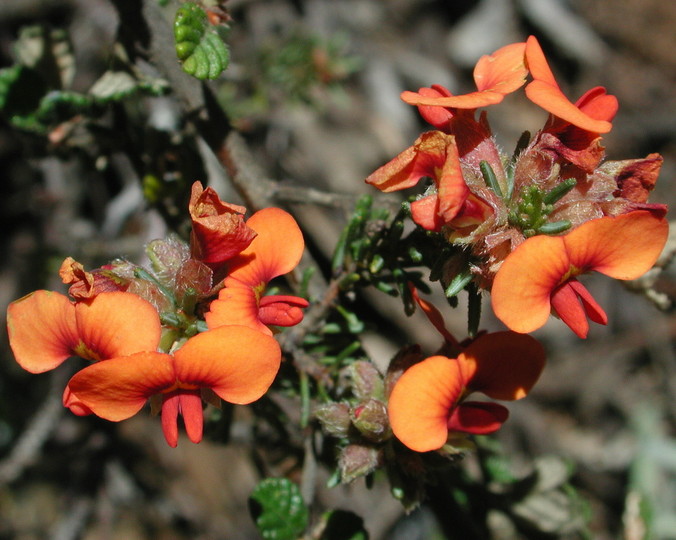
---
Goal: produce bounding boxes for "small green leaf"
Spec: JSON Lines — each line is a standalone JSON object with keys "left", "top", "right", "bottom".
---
{"left": 249, "top": 478, "right": 309, "bottom": 540}
{"left": 174, "top": 2, "right": 229, "bottom": 80}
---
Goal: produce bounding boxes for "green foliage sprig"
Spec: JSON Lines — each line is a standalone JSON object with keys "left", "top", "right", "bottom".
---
{"left": 174, "top": 2, "right": 230, "bottom": 80}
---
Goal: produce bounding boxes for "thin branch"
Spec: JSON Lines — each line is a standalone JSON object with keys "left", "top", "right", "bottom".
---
{"left": 0, "top": 369, "right": 69, "bottom": 484}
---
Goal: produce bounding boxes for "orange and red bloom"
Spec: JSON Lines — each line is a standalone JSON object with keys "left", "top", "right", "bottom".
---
{"left": 491, "top": 210, "right": 668, "bottom": 338}
{"left": 366, "top": 35, "right": 668, "bottom": 339}
{"left": 388, "top": 331, "right": 545, "bottom": 452}
{"left": 66, "top": 325, "right": 281, "bottom": 447}
{"left": 6, "top": 182, "right": 307, "bottom": 447}
{"left": 205, "top": 207, "right": 309, "bottom": 335}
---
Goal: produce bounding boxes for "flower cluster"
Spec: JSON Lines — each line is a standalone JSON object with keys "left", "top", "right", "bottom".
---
{"left": 7, "top": 182, "right": 308, "bottom": 447}
{"left": 315, "top": 285, "right": 545, "bottom": 462}
{"left": 367, "top": 36, "right": 668, "bottom": 338}
{"left": 365, "top": 36, "right": 668, "bottom": 453}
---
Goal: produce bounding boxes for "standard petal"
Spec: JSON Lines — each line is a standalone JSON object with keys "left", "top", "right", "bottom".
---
{"left": 388, "top": 356, "right": 463, "bottom": 452}
{"left": 473, "top": 42, "right": 527, "bottom": 95}
{"left": 401, "top": 89, "right": 505, "bottom": 109}
{"left": 75, "top": 292, "right": 162, "bottom": 360}
{"left": 226, "top": 208, "right": 304, "bottom": 287}
{"left": 205, "top": 278, "right": 270, "bottom": 335}
{"left": 173, "top": 325, "right": 281, "bottom": 405}
{"left": 7, "top": 290, "right": 79, "bottom": 373}
{"left": 491, "top": 235, "right": 570, "bottom": 334}
{"left": 526, "top": 80, "right": 612, "bottom": 134}
{"left": 564, "top": 211, "right": 669, "bottom": 280}
{"left": 525, "top": 36, "right": 613, "bottom": 133}
{"left": 67, "top": 351, "right": 176, "bottom": 421}
{"left": 524, "top": 35, "right": 558, "bottom": 86}
{"left": 458, "top": 332, "right": 545, "bottom": 400}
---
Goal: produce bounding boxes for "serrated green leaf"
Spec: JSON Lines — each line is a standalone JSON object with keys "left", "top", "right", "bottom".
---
{"left": 174, "top": 2, "right": 229, "bottom": 80}
{"left": 249, "top": 478, "right": 309, "bottom": 540}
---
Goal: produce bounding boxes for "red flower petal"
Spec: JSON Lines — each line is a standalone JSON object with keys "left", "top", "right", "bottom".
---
{"left": 7, "top": 290, "right": 79, "bottom": 373}
{"left": 173, "top": 326, "right": 281, "bottom": 405}
{"left": 575, "top": 86, "right": 618, "bottom": 124}
{"left": 160, "top": 390, "right": 181, "bottom": 448}
{"left": 258, "top": 295, "right": 309, "bottom": 327}
{"left": 447, "top": 401, "right": 509, "bottom": 434}
{"left": 414, "top": 85, "right": 455, "bottom": 129}
{"left": 388, "top": 356, "right": 463, "bottom": 452}
{"left": 435, "top": 134, "right": 469, "bottom": 223}
{"left": 410, "top": 194, "right": 445, "bottom": 232}
{"left": 401, "top": 88, "right": 505, "bottom": 110}
{"left": 161, "top": 389, "right": 203, "bottom": 447}
{"left": 550, "top": 279, "right": 607, "bottom": 338}
{"left": 63, "top": 385, "right": 93, "bottom": 416}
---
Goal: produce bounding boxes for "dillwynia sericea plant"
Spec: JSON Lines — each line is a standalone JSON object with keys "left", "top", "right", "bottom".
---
{"left": 5, "top": 33, "right": 670, "bottom": 538}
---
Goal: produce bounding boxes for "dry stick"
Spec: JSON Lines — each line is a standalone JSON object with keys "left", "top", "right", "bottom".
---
{"left": 0, "top": 369, "right": 70, "bottom": 484}
{"left": 220, "top": 132, "right": 349, "bottom": 384}
{"left": 136, "top": 0, "right": 356, "bottom": 504}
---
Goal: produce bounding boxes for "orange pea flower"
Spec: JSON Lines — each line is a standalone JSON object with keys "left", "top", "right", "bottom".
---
{"left": 401, "top": 42, "right": 528, "bottom": 113}
{"left": 525, "top": 36, "right": 618, "bottom": 135}
{"left": 205, "top": 207, "right": 308, "bottom": 335}
{"left": 66, "top": 325, "right": 281, "bottom": 447}
{"left": 491, "top": 210, "right": 669, "bottom": 338}
{"left": 189, "top": 181, "right": 257, "bottom": 266}
{"left": 7, "top": 290, "right": 161, "bottom": 374}
{"left": 400, "top": 42, "right": 527, "bottom": 163}
{"left": 364, "top": 131, "right": 492, "bottom": 232}
{"left": 388, "top": 332, "right": 544, "bottom": 452}
{"left": 524, "top": 36, "right": 619, "bottom": 172}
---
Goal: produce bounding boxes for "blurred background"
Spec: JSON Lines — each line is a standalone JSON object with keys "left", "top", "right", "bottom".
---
{"left": 0, "top": 0, "right": 674, "bottom": 538}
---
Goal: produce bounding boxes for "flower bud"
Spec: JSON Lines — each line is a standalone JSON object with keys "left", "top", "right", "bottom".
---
{"left": 351, "top": 398, "right": 390, "bottom": 443}
{"left": 339, "top": 444, "right": 381, "bottom": 483}
{"left": 350, "top": 360, "right": 384, "bottom": 401}
{"left": 314, "top": 402, "right": 351, "bottom": 438}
